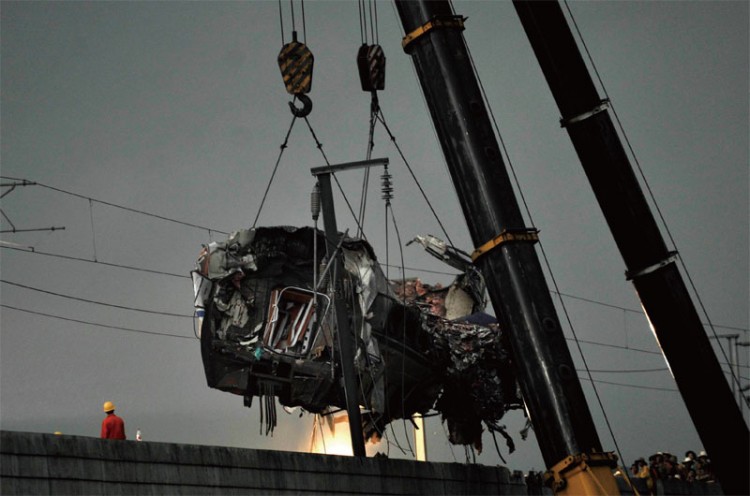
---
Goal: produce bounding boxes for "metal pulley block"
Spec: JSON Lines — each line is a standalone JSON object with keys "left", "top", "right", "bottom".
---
{"left": 278, "top": 32, "right": 314, "bottom": 96}
{"left": 357, "top": 44, "right": 385, "bottom": 92}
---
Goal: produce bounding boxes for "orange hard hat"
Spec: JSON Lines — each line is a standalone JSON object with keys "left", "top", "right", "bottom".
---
{"left": 103, "top": 401, "right": 115, "bottom": 412}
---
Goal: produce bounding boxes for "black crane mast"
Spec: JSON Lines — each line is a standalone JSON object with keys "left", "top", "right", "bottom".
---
{"left": 395, "top": 1, "right": 748, "bottom": 494}
{"left": 395, "top": 2, "right": 618, "bottom": 493}
{"left": 511, "top": 3, "right": 748, "bottom": 495}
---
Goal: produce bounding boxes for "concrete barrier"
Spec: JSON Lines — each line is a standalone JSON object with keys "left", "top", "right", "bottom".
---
{"left": 1, "top": 430, "right": 527, "bottom": 495}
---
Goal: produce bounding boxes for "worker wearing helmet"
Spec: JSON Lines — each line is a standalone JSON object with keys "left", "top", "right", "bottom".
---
{"left": 100, "top": 401, "right": 126, "bottom": 440}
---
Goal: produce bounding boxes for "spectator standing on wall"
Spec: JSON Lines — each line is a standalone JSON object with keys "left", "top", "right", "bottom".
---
{"left": 684, "top": 450, "right": 697, "bottom": 463}
{"left": 695, "top": 451, "right": 714, "bottom": 483}
{"left": 634, "top": 458, "right": 650, "bottom": 479}
{"left": 648, "top": 452, "right": 664, "bottom": 479}
{"left": 663, "top": 455, "right": 678, "bottom": 479}
{"left": 100, "top": 401, "right": 126, "bottom": 440}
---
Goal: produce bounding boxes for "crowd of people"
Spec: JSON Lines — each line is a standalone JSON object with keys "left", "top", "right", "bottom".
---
{"left": 628, "top": 450, "right": 715, "bottom": 486}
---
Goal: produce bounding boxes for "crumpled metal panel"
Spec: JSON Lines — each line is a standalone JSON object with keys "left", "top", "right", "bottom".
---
{"left": 193, "top": 226, "right": 520, "bottom": 449}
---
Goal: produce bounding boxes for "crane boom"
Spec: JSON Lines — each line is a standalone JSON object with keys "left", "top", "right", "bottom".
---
{"left": 394, "top": 2, "right": 619, "bottom": 493}
{"left": 512, "top": 2, "right": 748, "bottom": 494}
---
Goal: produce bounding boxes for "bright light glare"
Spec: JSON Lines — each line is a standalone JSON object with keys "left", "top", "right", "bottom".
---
{"left": 642, "top": 303, "right": 674, "bottom": 378}
{"left": 307, "top": 413, "right": 353, "bottom": 456}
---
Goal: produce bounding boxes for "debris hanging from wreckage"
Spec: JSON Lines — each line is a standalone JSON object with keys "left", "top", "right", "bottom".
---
{"left": 192, "top": 225, "right": 522, "bottom": 449}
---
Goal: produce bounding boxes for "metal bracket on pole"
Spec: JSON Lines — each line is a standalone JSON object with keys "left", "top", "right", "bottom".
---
{"left": 1, "top": 180, "right": 65, "bottom": 235}
{"left": 311, "top": 157, "right": 389, "bottom": 176}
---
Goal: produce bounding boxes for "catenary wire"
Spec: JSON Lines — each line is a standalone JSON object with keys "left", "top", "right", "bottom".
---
{"left": 3, "top": 301, "right": 725, "bottom": 395}
{"left": 0, "top": 245, "right": 190, "bottom": 279}
{"left": 578, "top": 376, "right": 677, "bottom": 393}
{"left": 2, "top": 304, "right": 195, "bottom": 340}
{"left": 5, "top": 162, "right": 746, "bottom": 377}
{"left": 0, "top": 176, "right": 229, "bottom": 235}
{"left": 585, "top": 367, "right": 668, "bottom": 374}
{"left": 3, "top": 244, "right": 745, "bottom": 368}
{"left": 1, "top": 280, "right": 193, "bottom": 318}
{"left": 12, "top": 236, "right": 744, "bottom": 334}
{"left": 0, "top": 296, "right": 705, "bottom": 392}
{"left": 4, "top": 244, "right": 745, "bottom": 359}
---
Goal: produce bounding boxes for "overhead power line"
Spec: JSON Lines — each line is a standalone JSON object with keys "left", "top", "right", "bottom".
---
{"left": 0, "top": 245, "right": 189, "bottom": 279}
{"left": 1, "top": 280, "right": 192, "bottom": 319}
{"left": 554, "top": 290, "right": 748, "bottom": 334}
{"left": 2, "top": 178, "right": 747, "bottom": 332}
{"left": 0, "top": 303, "right": 685, "bottom": 391}
{"left": 1, "top": 304, "right": 196, "bottom": 340}
{"left": 0, "top": 176, "right": 228, "bottom": 235}
{"left": 1, "top": 179, "right": 66, "bottom": 233}
{"left": 566, "top": 337, "right": 662, "bottom": 356}
{"left": 585, "top": 366, "right": 669, "bottom": 374}
{"left": 8, "top": 273, "right": 747, "bottom": 372}
{"left": 568, "top": 337, "right": 748, "bottom": 371}
{"left": 3, "top": 245, "right": 747, "bottom": 364}
{"left": 5, "top": 244, "right": 748, "bottom": 334}
{"left": 0, "top": 243, "right": 457, "bottom": 279}
{"left": 578, "top": 375, "right": 678, "bottom": 393}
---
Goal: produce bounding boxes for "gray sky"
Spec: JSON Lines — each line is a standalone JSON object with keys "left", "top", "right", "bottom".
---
{"left": 1, "top": 0, "right": 747, "bottom": 472}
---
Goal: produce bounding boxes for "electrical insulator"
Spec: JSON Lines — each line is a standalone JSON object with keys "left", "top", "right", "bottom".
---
{"left": 381, "top": 168, "right": 393, "bottom": 204}
{"left": 311, "top": 182, "right": 321, "bottom": 221}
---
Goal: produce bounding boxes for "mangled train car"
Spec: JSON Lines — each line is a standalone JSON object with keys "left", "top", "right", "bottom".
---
{"left": 192, "top": 225, "right": 523, "bottom": 450}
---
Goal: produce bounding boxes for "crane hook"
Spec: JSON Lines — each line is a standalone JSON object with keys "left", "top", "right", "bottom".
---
{"left": 288, "top": 94, "right": 313, "bottom": 118}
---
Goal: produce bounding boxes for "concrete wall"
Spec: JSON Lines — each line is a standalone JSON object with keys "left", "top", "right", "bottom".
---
{"left": 1, "top": 430, "right": 527, "bottom": 495}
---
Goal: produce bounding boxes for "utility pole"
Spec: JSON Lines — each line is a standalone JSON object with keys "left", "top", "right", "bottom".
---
{"left": 311, "top": 158, "right": 390, "bottom": 458}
